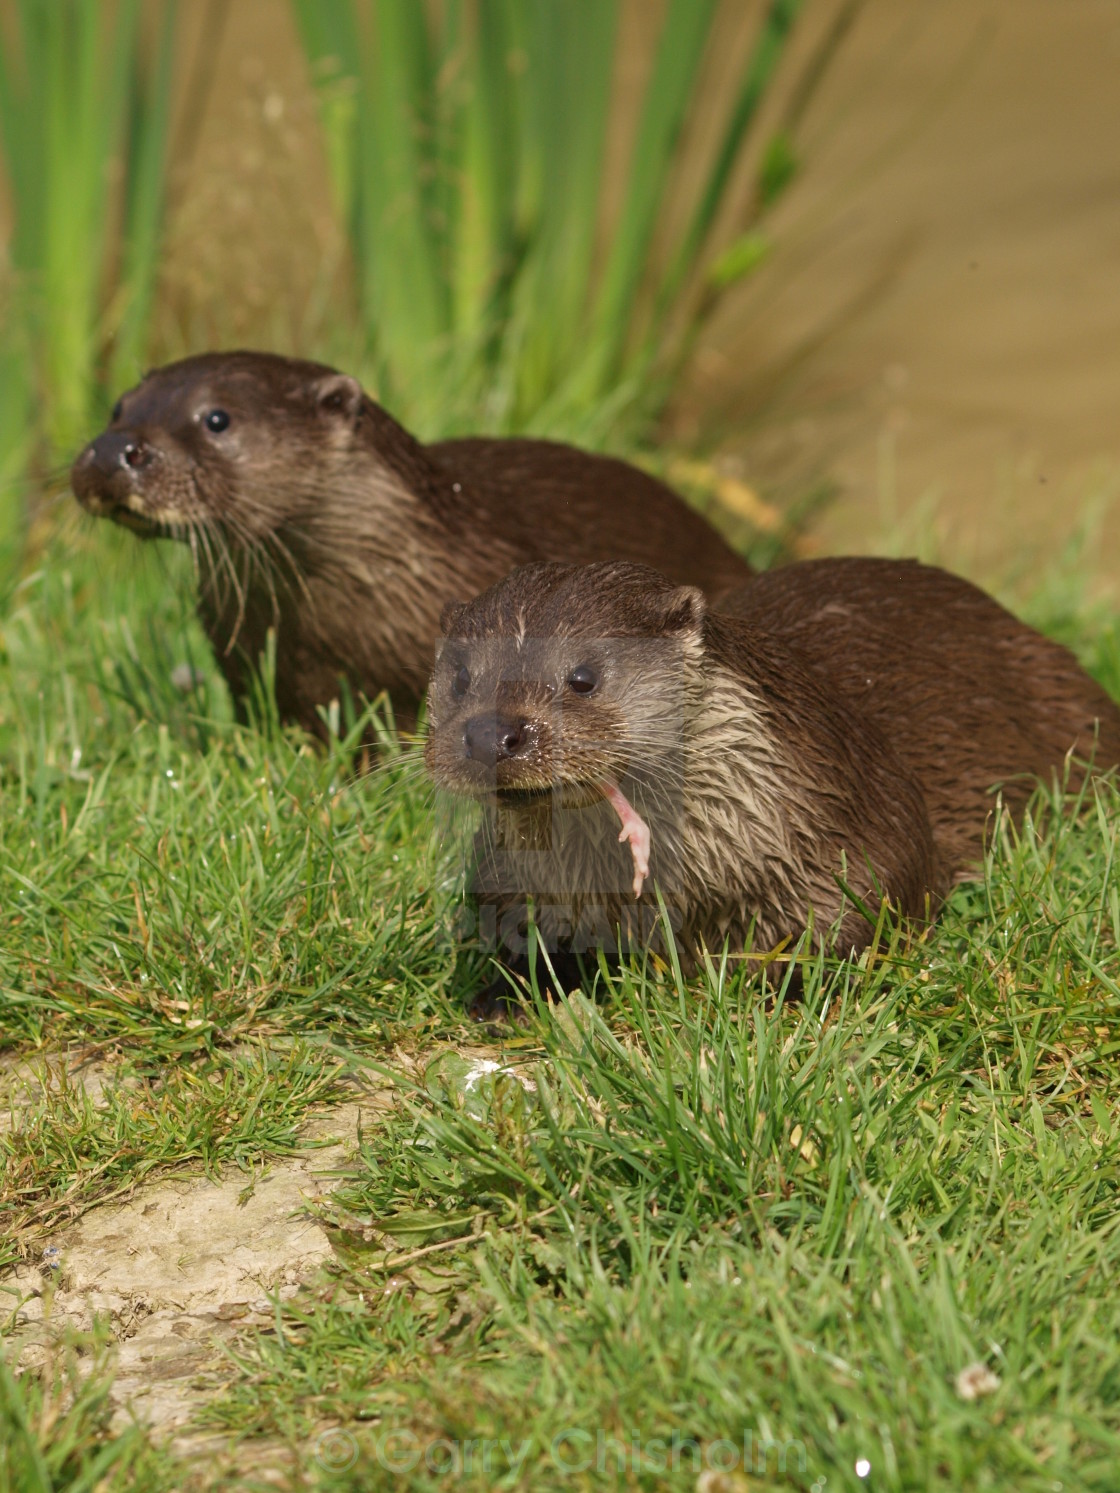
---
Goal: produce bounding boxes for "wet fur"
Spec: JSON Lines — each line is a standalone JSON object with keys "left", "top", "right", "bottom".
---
{"left": 426, "top": 562, "right": 941, "bottom": 1004}
{"left": 70, "top": 352, "right": 752, "bottom": 735}
{"left": 717, "top": 558, "right": 1120, "bottom": 876}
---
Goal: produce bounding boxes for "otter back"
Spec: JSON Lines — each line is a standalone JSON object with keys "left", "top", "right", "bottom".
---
{"left": 717, "top": 557, "right": 1120, "bottom": 876}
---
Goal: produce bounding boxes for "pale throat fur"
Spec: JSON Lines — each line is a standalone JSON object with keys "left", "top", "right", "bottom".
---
{"left": 475, "top": 625, "right": 860, "bottom": 962}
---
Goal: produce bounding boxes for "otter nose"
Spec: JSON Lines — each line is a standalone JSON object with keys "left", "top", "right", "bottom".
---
{"left": 463, "top": 715, "right": 530, "bottom": 767}
{"left": 74, "top": 431, "right": 152, "bottom": 483}
{"left": 71, "top": 430, "right": 159, "bottom": 512}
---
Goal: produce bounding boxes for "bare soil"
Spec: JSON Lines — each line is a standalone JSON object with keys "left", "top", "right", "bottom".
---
{"left": 5, "top": 1100, "right": 369, "bottom": 1452}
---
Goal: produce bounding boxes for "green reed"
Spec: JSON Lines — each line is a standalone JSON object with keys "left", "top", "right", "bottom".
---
{"left": 290, "top": 0, "right": 849, "bottom": 442}
{"left": 0, "top": 0, "right": 179, "bottom": 548}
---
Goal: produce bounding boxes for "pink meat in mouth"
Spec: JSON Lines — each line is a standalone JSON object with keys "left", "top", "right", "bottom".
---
{"left": 600, "top": 780, "right": 651, "bottom": 898}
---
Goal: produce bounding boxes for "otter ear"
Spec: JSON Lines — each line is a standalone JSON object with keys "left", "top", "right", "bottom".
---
{"left": 440, "top": 600, "right": 467, "bottom": 636}
{"left": 312, "top": 373, "right": 363, "bottom": 422}
{"left": 658, "top": 585, "right": 706, "bottom": 635}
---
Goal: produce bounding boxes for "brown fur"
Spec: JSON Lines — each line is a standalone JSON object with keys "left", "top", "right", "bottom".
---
{"left": 70, "top": 352, "right": 751, "bottom": 734}
{"left": 717, "top": 557, "right": 1120, "bottom": 878}
{"left": 426, "top": 561, "right": 941, "bottom": 1012}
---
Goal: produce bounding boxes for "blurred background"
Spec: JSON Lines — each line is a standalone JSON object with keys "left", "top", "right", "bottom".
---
{"left": 0, "top": 0, "right": 1117, "bottom": 586}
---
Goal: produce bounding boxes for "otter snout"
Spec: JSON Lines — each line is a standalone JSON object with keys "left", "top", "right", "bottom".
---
{"left": 71, "top": 431, "right": 156, "bottom": 513}
{"left": 463, "top": 714, "right": 534, "bottom": 768}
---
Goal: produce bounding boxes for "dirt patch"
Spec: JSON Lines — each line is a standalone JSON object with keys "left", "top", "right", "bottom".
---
{"left": 1, "top": 1044, "right": 512, "bottom": 1461}
{"left": 4, "top": 1102, "right": 373, "bottom": 1446}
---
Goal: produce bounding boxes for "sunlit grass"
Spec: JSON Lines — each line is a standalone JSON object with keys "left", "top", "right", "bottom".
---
{"left": 195, "top": 790, "right": 1120, "bottom": 1489}
{"left": 0, "top": 530, "right": 1118, "bottom": 1488}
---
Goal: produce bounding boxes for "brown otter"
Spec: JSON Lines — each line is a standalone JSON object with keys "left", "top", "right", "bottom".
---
{"left": 69, "top": 352, "right": 752, "bottom": 735}
{"left": 426, "top": 560, "right": 942, "bottom": 1017}
{"left": 425, "top": 558, "right": 1120, "bottom": 1018}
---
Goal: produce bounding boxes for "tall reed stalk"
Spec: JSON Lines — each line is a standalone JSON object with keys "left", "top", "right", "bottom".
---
{"left": 290, "top": 0, "right": 847, "bottom": 442}
{"left": 0, "top": 0, "right": 179, "bottom": 554}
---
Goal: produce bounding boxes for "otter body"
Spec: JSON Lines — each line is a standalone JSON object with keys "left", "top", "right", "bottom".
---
{"left": 717, "top": 558, "right": 1120, "bottom": 876}
{"left": 70, "top": 352, "right": 751, "bottom": 734}
{"left": 425, "top": 558, "right": 1120, "bottom": 1015}
{"left": 426, "top": 561, "right": 941, "bottom": 1014}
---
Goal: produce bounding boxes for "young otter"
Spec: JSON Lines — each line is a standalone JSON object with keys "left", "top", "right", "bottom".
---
{"left": 716, "top": 557, "right": 1120, "bottom": 874}
{"left": 426, "top": 558, "right": 1120, "bottom": 1017}
{"left": 426, "top": 561, "right": 941, "bottom": 1017}
{"left": 70, "top": 352, "right": 751, "bottom": 734}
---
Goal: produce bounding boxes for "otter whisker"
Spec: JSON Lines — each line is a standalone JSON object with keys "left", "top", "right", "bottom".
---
{"left": 185, "top": 520, "right": 202, "bottom": 578}
{"left": 220, "top": 515, "right": 274, "bottom": 622}
{"left": 263, "top": 526, "right": 314, "bottom": 612}
{"left": 358, "top": 751, "right": 433, "bottom": 788}
{"left": 198, "top": 520, "right": 244, "bottom": 642}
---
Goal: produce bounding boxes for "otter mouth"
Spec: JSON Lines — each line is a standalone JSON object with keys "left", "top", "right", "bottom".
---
{"left": 87, "top": 495, "right": 200, "bottom": 539}
{"left": 438, "top": 744, "right": 636, "bottom": 812}
{"left": 442, "top": 776, "right": 578, "bottom": 808}
{"left": 490, "top": 776, "right": 613, "bottom": 811}
{"left": 494, "top": 776, "right": 651, "bottom": 897}
{"left": 440, "top": 770, "right": 612, "bottom": 812}
{"left": 110, "top": 507, "right": 174, "bottom": 536}
{"left": 431, "top": 753, "right": 652, "bottom": 897}
{"left": 494, "top": 785, "right": 555, "bottom": 807}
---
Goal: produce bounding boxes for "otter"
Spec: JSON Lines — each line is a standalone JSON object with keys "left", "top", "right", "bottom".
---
{"left": 425, "top": 558, "right": 1120, "bottom": 1018}
{"left": 426, "top": 561, "right": 941, "bottom": 1017}
{"left": 70, "top": 352, "right": 752, "bottom": 735}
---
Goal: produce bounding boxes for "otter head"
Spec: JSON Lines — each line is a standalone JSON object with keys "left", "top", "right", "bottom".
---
{"left": 70, "top": 351, "right": 370, "bottom": 543}
{"left": 425, "top": 561, "right": 706, "bottom": 809}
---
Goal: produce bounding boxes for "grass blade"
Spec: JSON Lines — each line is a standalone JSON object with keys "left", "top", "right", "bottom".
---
{"left": 290, "top": 0, "right": 833, "bottom": 444}
{"left": 0, "top": 0, "right": 178, "bottom": 533}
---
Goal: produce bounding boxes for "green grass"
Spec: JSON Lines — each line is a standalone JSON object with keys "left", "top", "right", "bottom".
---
{"left": 0, "top": 539, "right": 467, "bottom": 1284}
{"left": 0, "top": 1333, "right": 182, "bottom": 1493}
{"left": 0, "top": 528, "right": 1118, "bottom": 1490}
{"left": 190, "top": 783, "right": 1120, "bottom": 1492}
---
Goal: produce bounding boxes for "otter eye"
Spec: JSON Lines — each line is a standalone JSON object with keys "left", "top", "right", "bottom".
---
{"left": 110, "top": 398, "right": 123, "bottom": 422}
{"left": 451, "top": 664, "right": 471, "bottom": 700}
{"left": 567, "top": 664, "right": 598, "bottom": 695}
{"left": 204, "top": 409, "right": 230, "bottom": 433}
